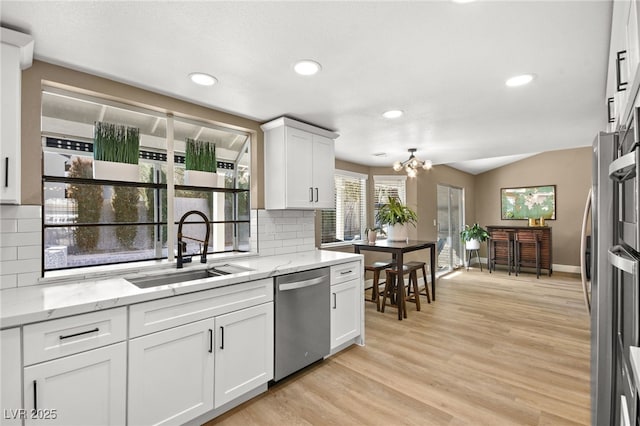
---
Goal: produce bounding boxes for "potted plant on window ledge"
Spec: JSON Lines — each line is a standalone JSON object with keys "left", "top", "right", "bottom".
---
{"left": 460, "top": 223, "right": 489, "bottom": 250}
{"left": 93, "top": 121, "right": 140, "bottom": 182}
{"left": 375, "top": 197, "right": 418, "bottom": 242}
{"left": 184, "top": 138, "right": 224, "bottom": 188}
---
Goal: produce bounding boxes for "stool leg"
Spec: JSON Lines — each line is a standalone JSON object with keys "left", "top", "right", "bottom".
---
{"left": 372, "top": 270, "right": 380, "bottom": 301}
{"left": 410, "top": 270, "right": 421, "bottom": 311}
{"left": 421, "top": 265, "right": 431, "bottom": 303}
{"left": 381, "top": 272, "right": 394, "bottom": 313}
{"left": 400, "top": 279, "right": 408, "bottom": 318}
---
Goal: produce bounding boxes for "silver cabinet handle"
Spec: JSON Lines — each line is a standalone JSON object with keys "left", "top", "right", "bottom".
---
{"left": 279, "top": 276, "right": 327, "bottom": 291}
{"left": 608, "top": 246, "right": 638, "bottom": 275}
{"left": 309, "top": 187, "right": 314, "bottom": 202}
{"left": 340, "top": 270, "right": 352, "bottom": 275}
{"left": 208, "top": 329, "right": 213, "bottom": 353}
{"left": 4, "top": 157, "right": 8, "bottom": 188}
{"left": 220, "top": 326, "right": 224, "bottom": 350}
{"left": 315, "top": 187, "right": 319, "bottom": 202}
{"left": 332, "top": 293, "right": 337, "bottom": 309}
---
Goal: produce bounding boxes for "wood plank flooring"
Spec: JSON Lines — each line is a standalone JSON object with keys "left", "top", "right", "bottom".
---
{"left": 205, "top": 269, "right": 591, "bottom": 426}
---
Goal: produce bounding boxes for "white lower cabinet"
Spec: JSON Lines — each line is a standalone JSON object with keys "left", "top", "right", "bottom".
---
{"left": 214, "top": 302, "right": 274, "bottom": 408}
{"left": 23, "top": 342, "right": 126, "bottom": 426}
{"left": 1, "top": 328, "right": 22, "bottom": 426}
{"left": 330, "top": 279, "right": 361, "bottom": 349}
{"left": 128, "top": 318, "right": 215, "bottom": 426}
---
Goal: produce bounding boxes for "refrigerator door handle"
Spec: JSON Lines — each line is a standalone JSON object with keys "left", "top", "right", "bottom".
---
{"left": 608, "top": 245, "right": 638, "bottom": 275}
{"left": 580, "top": 188, "right": 592, "bottom": 313}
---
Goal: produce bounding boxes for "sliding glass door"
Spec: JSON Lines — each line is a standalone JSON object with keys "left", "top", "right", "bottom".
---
{"left": 437, "top": 185, "right": 464, "bottom": 274}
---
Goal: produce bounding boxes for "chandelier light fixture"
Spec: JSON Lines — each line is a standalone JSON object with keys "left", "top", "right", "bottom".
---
{"left": 392, "top": 148, "right": 432, "bottom": 178}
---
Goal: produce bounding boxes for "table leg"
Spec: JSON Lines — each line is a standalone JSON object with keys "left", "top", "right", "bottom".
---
{"left": 396, "top": 251, "right": 404, "bottom": 320}
{"left": 431, "top": 245, "right": 436, "bottom": 301}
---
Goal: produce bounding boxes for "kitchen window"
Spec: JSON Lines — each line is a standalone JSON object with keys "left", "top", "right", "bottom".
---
{"left": 373, "top": 175, "right": 407, "bottom": 236}
{"left": 41, "top": 88, "right": 251, "bottom": 272}
{"left": 320, "top": 171, "right": 367, "bottom": 245}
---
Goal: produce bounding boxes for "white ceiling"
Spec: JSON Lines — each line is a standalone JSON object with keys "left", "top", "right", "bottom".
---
{"left": 1, "top": 0, "right": 612, "bottom": 174}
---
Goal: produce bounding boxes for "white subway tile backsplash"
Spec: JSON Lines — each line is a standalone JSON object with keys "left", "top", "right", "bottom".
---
{"left": 17, "top": 272, "right": 40, "bottom": 287}
{"left": 0, "top": 247, "right": 17, "bottom": 262}
{"left": 17, "top": 219, "right": 41, "bottom": 233}
{"left": 0, "top": 274, "right": 17, "bottom": 289}
{"left": 1, "top": 258, "right": 41, "bottom": 275}
{"left": 1, "top": 205, "right": 43, "bottom": 290}
{"left": 255, "top": 209, "right": 315, "bottom": 256}
{"left": 0, "top": 205, "right": 40, "bottom": 219}
{"left": 274, "top": 246, "right": 298, "bottom": 255}
{"left": 1, "top": 220, "right": 17, "bottom": 233}
{"left": 0, "top": 232, "right": 41, "bottom": 247}
{"left": 18, "top": 245, "right": 41, "bottom": 260}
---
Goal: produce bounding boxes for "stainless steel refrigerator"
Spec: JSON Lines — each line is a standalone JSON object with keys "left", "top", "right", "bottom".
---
{"left": 586, "top": 115, "right": 640, "bottom": 425}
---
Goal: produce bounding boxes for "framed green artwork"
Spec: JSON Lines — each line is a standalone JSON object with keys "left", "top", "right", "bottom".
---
{"left": 500, "top": 185, "right": 556, "bottom": 220}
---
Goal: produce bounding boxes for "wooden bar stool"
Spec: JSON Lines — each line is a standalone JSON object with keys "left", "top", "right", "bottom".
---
{"left": 364, "top": 260, "right": 394, "bottom": 310}
{"left": 404, "top": 261, "right": 431, "bottom": 305}
{"left": 488, "top": 231, "right": 514, "bottom": 275}
{"left": 515, "top": 231, "right": 541, "bottom": 278}
{"left": 381, "top": 263, "right": 428, "bottom": 316}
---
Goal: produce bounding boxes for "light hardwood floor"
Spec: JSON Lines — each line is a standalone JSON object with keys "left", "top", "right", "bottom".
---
{"left": 206, "top": 268, "right": 591, "bottom": 426}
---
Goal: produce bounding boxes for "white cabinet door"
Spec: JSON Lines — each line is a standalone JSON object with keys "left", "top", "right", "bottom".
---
{"left": 128, "top": 318, "right": 215, "bottom": 426}
{"left": 0, "top": 41, "right": 22, "bottom": 204}
{"left": 312, "top": 135, "right": 336, "bottom": 209}
{"left": 1, "top": 328, "right": 22, "bottom": 426}
{"left": 23, "top": 342, "right": 126, "bottom": 426}
{"left": 285, "top": 127, "right": 314, "bottom": 208}
{"left": 214, "top": 302, "right": 273, "bottom": 408}
{"left": 330, "top": 279, "right": 361, "bottom": 349}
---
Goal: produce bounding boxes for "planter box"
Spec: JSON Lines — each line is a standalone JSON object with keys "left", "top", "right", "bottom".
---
{"left": 184, "top": 170, "right": 225, "bottom": 188}
{"left": 93, "top": 160, "right": 139, "bottom": 182}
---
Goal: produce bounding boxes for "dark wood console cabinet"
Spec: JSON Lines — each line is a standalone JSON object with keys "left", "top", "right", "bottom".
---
{"left": 486, "top": 225, "right": 552, "bottom": 276}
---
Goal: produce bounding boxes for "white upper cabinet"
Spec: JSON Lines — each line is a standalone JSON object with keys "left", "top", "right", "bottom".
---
{"left": 0, "top": 28, "right": 33, "bottom": 204}
{"left": 262, "top": 117, "right": 338, "bottom": 210}
{"left": 607, "top": 0, "right": 640, "bottom": 129}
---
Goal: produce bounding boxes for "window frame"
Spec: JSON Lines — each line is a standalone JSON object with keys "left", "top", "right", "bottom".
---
{"left": 41, "top": 88, "right": 252, "bottom": 274}
{"left": 320, "top": 169, "right": 368, "bottom": 248}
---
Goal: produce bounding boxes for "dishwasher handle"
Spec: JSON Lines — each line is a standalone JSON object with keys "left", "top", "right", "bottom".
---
{"left": 278, "top": 276, "right": 327, "bottom": 291}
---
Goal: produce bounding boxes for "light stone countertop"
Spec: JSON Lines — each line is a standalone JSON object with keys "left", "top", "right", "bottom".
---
{"left": 0, "top": 250, "right": 362, "bottom": 328}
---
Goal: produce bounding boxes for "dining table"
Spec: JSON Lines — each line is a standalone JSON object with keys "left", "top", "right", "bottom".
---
{"left": 352, "top": 239, "right": 437, "bottom": 320}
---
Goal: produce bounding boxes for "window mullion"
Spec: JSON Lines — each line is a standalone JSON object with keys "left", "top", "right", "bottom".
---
{"left": 166, "top": 113, "right": 175, "bottom": 261}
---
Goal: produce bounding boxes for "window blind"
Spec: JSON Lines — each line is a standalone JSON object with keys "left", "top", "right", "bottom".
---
{"left": 373, "top": 175, "right": 407, "bottom": 228}
{"left": 321, "top": 171, "right": 367, "bottom": 244}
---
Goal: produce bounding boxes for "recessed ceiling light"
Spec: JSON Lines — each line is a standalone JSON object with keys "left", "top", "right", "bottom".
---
{"left": 505, "top": 74, "right": 535, "bottom": 87}
{"left": 189, "top": 72, "right": 217, "bottom": 86}
{"left": 382, "top": 110, "right": 403, "bottom": 119}
{"left": 294, "top": 60, "right": 322, "bottom": 76}
{"left": 451, "top": 0, "right": 476, "bottom": 3}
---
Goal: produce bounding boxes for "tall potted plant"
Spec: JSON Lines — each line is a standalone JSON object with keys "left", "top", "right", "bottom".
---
{"left": 460, "top": 223, "right": 489, "bottom": 250}
{"left": 375, "top": 197, "right": 418, "bottom": 241}
{"left": 184, "top": 138, "right": 223, "bottom": 188}
{"left": 93, "top": 121, "right": 140, "bottom": 182}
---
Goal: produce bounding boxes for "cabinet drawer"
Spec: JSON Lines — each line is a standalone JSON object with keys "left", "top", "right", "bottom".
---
{"left": 129, "top": 278, "right": 273, "bottom": 338}
{"left": 23, "top": 307, "right": 127, "bottom": 365}
{"left": 331, "top": 261, "right": 361, "bottom": 285}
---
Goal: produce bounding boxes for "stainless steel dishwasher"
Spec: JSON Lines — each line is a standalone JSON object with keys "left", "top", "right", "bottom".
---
{"left": 274, "top": 267, "right": 330, "bottom": 382}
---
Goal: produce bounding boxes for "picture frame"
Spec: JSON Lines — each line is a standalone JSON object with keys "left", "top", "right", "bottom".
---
{"left": 500, "top": 185, "right": 556, "bottom": 220}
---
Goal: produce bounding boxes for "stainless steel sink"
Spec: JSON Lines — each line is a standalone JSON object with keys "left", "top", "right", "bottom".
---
{"left": 126, "top": 264, "right": 253, "bottom": 289}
